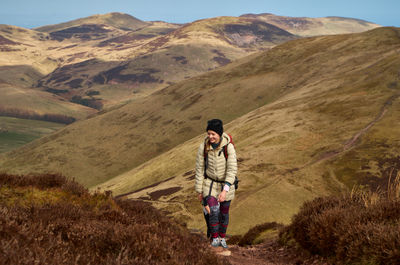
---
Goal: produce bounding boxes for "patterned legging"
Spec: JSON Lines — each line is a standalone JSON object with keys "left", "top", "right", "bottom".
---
{"left": 206, "top": 196, "right": 231, "bottom": 238}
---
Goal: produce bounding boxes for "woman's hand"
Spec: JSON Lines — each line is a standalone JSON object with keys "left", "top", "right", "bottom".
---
{"left": 198, "top": 193, "right": 203, "bottom": 202}
{"left": 218, "top": 190, "right": 227, "bottom": 202}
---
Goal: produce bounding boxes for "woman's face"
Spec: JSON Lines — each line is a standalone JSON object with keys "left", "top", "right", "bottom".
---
{"left": 207, "top": 130, "right": 221, "bottom": 144}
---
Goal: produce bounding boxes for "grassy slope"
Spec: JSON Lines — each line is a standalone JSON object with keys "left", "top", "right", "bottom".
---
{"left": 94, "top": 27, "right": 400, "bottom": 234}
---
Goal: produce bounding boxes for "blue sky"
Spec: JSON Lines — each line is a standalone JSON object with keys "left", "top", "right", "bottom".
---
{"left": 1, "top": 0, "right": 399, "bottom": 29}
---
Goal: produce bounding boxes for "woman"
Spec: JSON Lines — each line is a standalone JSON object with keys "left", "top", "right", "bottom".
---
{"left": 195, "top": 119, "right": 237, "bottom": 248}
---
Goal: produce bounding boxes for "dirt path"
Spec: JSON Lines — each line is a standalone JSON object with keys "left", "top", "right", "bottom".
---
{"left": 304, "top": 93, "right": 400, "bottom": 167}
{"left": 212, "top": 239, "right": 329, "bottom": 265}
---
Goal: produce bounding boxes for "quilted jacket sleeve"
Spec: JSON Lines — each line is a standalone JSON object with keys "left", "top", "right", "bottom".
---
{"left": 194, "top": 142, "right": 205, "bottom": 194}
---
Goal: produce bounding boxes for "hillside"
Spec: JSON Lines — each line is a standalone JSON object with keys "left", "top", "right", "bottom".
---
{"left": 241, "top": 13, "right": 380, "bottom": 36}
{"left": 1, "top": 27, "right": 399, "bottom": 235}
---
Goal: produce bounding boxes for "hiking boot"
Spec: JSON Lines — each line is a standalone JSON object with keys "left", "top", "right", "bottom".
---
{"left": 211, "top": 237, "right": 220, "bottom": 247}
{"left": 220, "top": 238, "right": 228, "bottom": 249}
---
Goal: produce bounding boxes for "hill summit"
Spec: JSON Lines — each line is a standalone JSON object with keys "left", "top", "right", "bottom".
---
{"left": 34, "top": 12, "right": 149, "bottom": 32}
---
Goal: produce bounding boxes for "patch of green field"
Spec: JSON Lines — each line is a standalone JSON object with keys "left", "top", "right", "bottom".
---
{"left": 0, "top": 131, "right": 37, "bottom": 153}
{"left": 0, "top": 117, "right": 64, "bottom": 153}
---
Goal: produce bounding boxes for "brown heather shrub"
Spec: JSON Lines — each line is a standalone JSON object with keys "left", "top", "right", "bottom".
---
{"left": 0, "top": 173, "right": 88, "bottom": 198}
{"left": 226, "top": 235, "right": 242, "bottom": 245}
{"left": 281, "top": 178, "right": 400, "bottom": 264}
{"left": 0, "top": 173, "right": 67, "bottom": 188}
{"left": 0, "top": 174, "right": 229, "bottom": 265}
{"left": 284, "top": 195, "right": 344, "bottom": 253}
{"left": 336, "top": 222, "right": 400, "bottom": 264}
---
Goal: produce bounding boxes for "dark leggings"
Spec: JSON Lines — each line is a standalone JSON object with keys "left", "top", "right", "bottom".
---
{"left": 207, "top": 196, "right": 231, "bottom": 238}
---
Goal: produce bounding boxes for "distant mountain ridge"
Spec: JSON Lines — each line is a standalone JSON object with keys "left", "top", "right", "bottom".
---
{"left": 240, "top": 13, "right": 380, "bottom": 36}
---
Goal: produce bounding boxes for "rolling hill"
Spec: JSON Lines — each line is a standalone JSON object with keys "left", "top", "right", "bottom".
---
{"left": 34, "top": 15, "right": 297, "bottom": 108}
{"left": 1, "top": 26, "right": 399, "bottom": 234}
{"left": 241, "top": 13, "right": 380, "bottom": 36}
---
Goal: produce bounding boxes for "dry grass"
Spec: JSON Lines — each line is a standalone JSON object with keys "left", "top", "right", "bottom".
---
{"left": 0, "top": 173, "right": 229, "bottom": 265}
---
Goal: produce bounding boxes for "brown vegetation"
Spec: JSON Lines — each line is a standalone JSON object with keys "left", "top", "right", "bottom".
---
{"left": 70, "top": 95, "right": 103, "bottom": 110}
{"left": 0, "top": 106, "right": 76, "bottom": 124}
{"left": 223, "top": 20, "right": 294, "bottom": 46}
{"left": 280, "top": 173, "right": 400, "bottom": 264}
{"left": 49, "top": 24, "right": 111, "bottom": 41}
{"left": 92, "top": 64, "right": 161, "bottom": 85}
{"left": 0, "top": 173, "right": 229, "bottom": 265}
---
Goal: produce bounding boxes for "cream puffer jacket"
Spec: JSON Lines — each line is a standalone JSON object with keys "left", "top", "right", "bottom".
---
{"left": 195, "top": 133, "right": 237, "bottom": 201}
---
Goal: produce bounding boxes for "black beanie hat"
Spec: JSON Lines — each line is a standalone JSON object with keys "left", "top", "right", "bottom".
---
{"left": 206, "top": 119, "right": 223, "bottom": 136}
